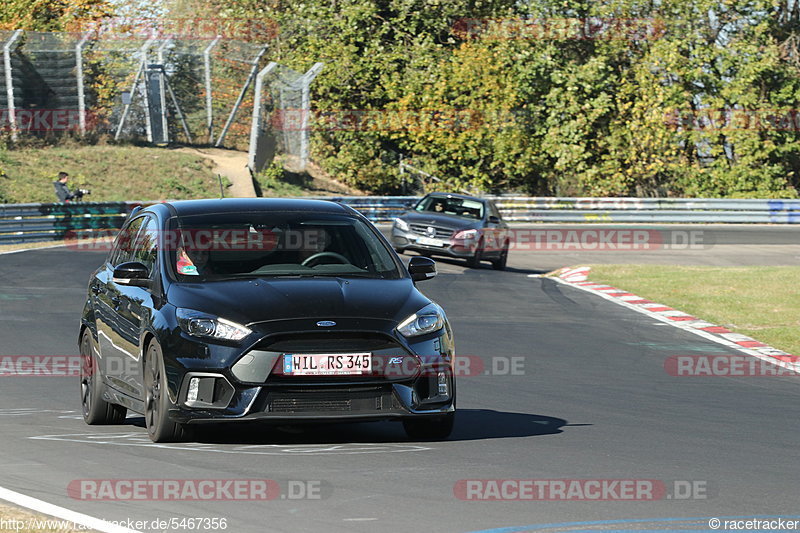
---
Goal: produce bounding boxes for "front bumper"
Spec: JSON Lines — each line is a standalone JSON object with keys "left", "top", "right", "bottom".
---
{"left": 391, "top": 227, "right": 477, "bottom": 259}
{"left": 161, "top": 323, "right": 456, "bottom": 424}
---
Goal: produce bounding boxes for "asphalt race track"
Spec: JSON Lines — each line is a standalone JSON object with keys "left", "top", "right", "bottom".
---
{"left": 0, "top": 233, "right": 799, "bottom": 533}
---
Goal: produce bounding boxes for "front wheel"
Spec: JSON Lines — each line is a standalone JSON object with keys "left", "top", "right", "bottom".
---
{"left": 144, "top": 341, "right": 190, "bottom": 443}
{"left": 491, "top": 243, "right": 509, "bottom": 271}
{"left": 466, "top": 239, "right": 484, "bottom": 268}
{"left": 80, "top": 330, "right": 126, "bottom": 425}
{"left": 403, "top": 412, "right": 455, "bottom": 441}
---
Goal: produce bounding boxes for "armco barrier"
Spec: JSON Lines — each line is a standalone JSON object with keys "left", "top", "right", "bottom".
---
{"left": 0, "top": 202, "right": 138, "bottom": 244}
{"left": 1, "top": 196, "right": 799, "bottom": 244}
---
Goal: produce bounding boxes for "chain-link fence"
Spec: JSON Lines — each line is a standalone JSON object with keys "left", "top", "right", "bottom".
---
{"left": 249, "top": 62, "right": 323, "bottom": 173}
{"left": 0, "top": 29, "right": 322, "bottom": 172}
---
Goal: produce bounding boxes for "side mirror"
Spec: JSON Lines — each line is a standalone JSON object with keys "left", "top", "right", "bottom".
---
{"left": 488, "top": 215, "right": 501, "bottom": 224}
{"left": 113, "top": 261, "right": 151, "bottom": 287}
{"left": 408, "top": 256, "right": 437, "bottom": 282}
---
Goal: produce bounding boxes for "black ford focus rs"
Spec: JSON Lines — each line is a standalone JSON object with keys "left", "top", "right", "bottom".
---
{"left": 79, "top": 199, "right": 455, "bottom": 442}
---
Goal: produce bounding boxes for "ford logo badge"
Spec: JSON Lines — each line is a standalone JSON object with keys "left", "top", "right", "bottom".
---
{"left": 316, "top": 320, "right": 336, "bottom": 327}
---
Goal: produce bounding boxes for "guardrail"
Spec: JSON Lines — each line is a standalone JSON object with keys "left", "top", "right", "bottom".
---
{"left": 0, "top": 202, "right": 137, "bottom": 244}
{"left": 490, "top": 197, "right": 800, "bottom": 223}
{"left": 312, "top": 196, "right": 800, "bottom": 223}
{"left": 1, "top": 196, "right": 799, "bottom": 244}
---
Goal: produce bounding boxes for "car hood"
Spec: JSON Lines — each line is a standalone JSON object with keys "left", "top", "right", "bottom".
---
{"left": 167, "top": 277, "right": 430, "bottom": 327}
{"left": 399, "top": 211, "right": 482, "bottom": 230}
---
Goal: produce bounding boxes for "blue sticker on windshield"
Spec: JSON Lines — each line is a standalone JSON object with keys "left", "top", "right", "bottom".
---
{"left": 179, "top": 265, "right": 199, "bottom": 275}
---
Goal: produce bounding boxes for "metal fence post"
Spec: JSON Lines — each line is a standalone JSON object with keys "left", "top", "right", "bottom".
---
{"left": 114, "top": 38, "right": 155, "bottom": 141}
{"left": 203, "top": 36, "right": 221, "bottom": 144}
{"left": 215, "top": 45, "right": 268, "bottom": 147}
{"left": 248, "top": 62, "right": 277, "bottom": 173}
{"left": 3, "top": 30, "right": 23, "bottom": 142}
{"left": 299, "top": 62, "right": 324, "bottom": 169}
{"left": 75, "top": 32, "right": 91, "bottom": 136}
{"left": 140, "top": 39, "right": 155, "bottom": 143}
{"left": 155, "top": 39, "right": 172, "bottom": 143}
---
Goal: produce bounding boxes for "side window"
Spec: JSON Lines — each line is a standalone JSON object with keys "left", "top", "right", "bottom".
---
{"left": 109, "top": 217, "right": 144, "bottom": 266}
{"left": 489, "top": 202, "right": 502, "bottom": 220}
{"left": 132, "top": 216, "right": 159, "bottom": 275}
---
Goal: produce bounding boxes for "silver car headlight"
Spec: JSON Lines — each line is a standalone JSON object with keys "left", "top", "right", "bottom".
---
{"left": 397, "top": 303, "right": 445, "bottom": 338}
{"left": 176, "top": 308, "right": 252, "bottom": 341}
{"left": 394, "top": 218, "right": 410, "bottom": 232}
{"left": 453, "top": 228, "right": 479, "bottom": 240}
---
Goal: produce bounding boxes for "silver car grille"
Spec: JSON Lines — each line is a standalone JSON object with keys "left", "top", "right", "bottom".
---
{"left": 408, "top": 224, "right": 453, "bottom": 239}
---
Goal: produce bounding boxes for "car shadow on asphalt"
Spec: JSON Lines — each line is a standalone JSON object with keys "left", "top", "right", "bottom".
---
{"left": 125, "top": 409, "right": 567, "bottom": 444}
{"left": 449, "top": 409, "right": 567, "bottom": 440}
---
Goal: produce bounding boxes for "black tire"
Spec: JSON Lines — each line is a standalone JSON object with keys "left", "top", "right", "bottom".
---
{"left": 466, "top": 239, "right": 484, "bottom": 268}
{"left": 144, "top": 341, "right": 190, "bottom": 443}
{"left": 80, "top": 330, "right": 127, "bottom": 425}
{"left": 403, "top": 412, "right": 455, "bottom": 441}
{"left": 491, "top": 243, "right": 509, "bottom": 271}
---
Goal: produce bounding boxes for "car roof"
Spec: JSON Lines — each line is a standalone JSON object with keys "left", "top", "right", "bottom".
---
{"left": 156, "top": 198, "right": 352, "bottom": 217}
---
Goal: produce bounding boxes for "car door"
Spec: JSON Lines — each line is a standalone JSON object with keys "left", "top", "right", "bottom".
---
{"left": 483, "top": 201, "right": 504, "bottom": 257}
{"left": 107, "top": 215, "right": 160, "bottom": 400}
{"left": 95, "top": 216, "right": 144, "bottom": 391}
{"left": 119, "top": 215, "right": 161, "bottom": 399}
{"left": 490, "top": 201, "right": 510, "bottom": 255}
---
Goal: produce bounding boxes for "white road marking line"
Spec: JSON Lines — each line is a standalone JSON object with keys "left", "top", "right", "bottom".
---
{"left": 0, "top": 485, "right": 141, "bottom": 533}
{"left": 0, "top": 243, "right": 68, "bottom": 255}
{"left": 28, "top": 434, "right": 432, "bottom": 455}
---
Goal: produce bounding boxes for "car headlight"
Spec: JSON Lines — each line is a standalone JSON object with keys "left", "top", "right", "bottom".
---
{"left": 394, "top": 218, "right": 410, "bottom": 232}
{"left": 176, "top": 308, "right": 252, "bottom": 341}
{"left": 453, "top": 229, "right": 478, "bottom": 240}
{"left": 397, "top": 303, "right": 445, "bottom": 338}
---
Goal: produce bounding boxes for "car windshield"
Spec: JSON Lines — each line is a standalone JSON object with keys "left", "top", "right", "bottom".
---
{"left": 415, "top": 196, "right": 484, "bottom": 220}
{"left": 168, "top": 212, "right": 403, "bottom": 281}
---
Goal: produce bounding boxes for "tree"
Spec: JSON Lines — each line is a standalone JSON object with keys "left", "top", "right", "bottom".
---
{"left": 0, "top": 0, "right": 111, "bottom": 31}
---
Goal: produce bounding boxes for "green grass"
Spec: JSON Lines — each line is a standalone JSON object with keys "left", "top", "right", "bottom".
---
{"left": 252, "top": 161, "right": 312, "bottom": 198}
{"left": 0, "top": 144, "right": 229, "bottom": 203}
{"left": 587, "top": 265, "right": 800, "bottom": 356}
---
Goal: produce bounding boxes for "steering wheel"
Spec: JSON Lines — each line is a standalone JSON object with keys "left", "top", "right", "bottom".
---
{"left": 301, "top": 251, "right": 350, "bottom": 267}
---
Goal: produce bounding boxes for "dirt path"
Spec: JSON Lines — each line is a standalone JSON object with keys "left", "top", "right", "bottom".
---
{"left": 176, "top": 147, "right": 256, "bottom": 198}
{"left": 176, "top": 148, "right": 365, "bottom": 198}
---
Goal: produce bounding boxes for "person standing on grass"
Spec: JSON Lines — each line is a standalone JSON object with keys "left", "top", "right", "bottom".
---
{"left": 53, "top": 172, "right": 77, "bottom": 203}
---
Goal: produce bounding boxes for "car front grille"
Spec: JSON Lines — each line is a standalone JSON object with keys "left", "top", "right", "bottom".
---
{"left": 265, "top": 386, "right": 398, "bottom": 413}
{"left": 258, "top": 332, "right": 399, "bottom": 353}
{"left": 408, "top": 224, "right": 454, "bottom": 239}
